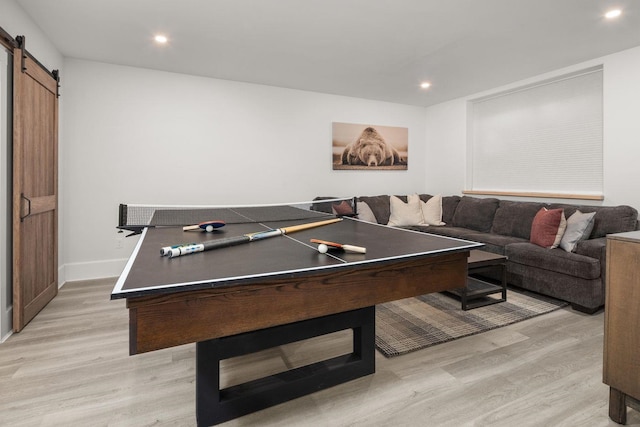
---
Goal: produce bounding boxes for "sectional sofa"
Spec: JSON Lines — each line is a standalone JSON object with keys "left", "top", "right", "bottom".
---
{"left": 318, "top": 194, "right": 638, "bottom": 314}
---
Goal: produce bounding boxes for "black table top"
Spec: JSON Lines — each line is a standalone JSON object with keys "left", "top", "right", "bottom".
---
{"left": 112, "top": 216, "right": 481, "bottom": 299}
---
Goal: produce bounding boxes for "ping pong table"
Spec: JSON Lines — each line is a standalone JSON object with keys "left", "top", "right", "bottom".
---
{"left": 112, "top": 203, "right": 481, "bottom": 426}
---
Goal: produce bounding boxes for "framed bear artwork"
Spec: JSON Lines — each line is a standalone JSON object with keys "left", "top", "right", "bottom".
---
{"left": 332, "top": 122, "right": 408, "bottom": 170}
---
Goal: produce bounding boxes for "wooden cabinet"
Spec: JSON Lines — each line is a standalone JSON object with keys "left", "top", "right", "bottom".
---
{"left": 604, "top": 231, "right": 640, "bottom": 424}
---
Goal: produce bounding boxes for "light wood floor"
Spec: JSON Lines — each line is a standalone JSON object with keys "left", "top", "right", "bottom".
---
{"left": 1, "top": 278, "right": 639, "bottom": 427}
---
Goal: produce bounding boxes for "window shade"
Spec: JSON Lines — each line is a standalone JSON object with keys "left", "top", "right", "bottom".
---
{"left": 468, "top": 66, "right": 603, "bottom": 197}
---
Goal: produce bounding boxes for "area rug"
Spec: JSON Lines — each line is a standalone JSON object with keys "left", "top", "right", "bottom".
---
{"left": 375, "top": 289, "right": 568, "bottom": 357}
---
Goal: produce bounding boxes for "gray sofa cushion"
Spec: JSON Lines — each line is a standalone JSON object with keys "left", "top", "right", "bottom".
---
{"left": 417, "top": 194, "right": 432, "bottom": 203}
{"left": 491, "top": 200, "right": 546, "bottom": 240}
{"left": 409, "top": 226, "right": 523, "bottom": 256}
{"left": 506, "top": 242, "right": 600, "bottom": 280}
{"left": 408, "top": 225, "right": 474, "bottom": 240}
{"left": 442, "top": 196, "right": 462, "bottom": 225}
{"left": 548, "top": 203, "right": 638, "bottom": 238}
{"left": 507, "top": 262, "right": 603, "bottom": 310}
{"left": 452, "top": 196, "right": 500, "bottom": 232}
{"left": 357, "top": 195, "right": 392, "bottom": 224}
{"left": 463, "top": 232, "right": 528, "bottom": 256}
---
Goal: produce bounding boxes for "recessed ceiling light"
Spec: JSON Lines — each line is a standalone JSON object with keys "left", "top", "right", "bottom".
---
{"left": 605, "top": 9, "right": 622, "bottom": 19}
{"left": 420, "top": 82, "right": 432, "bottom": 89}
{"left": 154, "top": 34, "right": 168, "bottom": 44}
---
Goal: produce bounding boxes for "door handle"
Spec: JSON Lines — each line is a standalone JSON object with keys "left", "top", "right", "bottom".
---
{"left": 20, "top": 193, "right": 31, "bottom": 222}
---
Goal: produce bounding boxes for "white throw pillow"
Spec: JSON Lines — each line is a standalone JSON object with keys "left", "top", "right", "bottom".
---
{"left": 356, "top": 201, "right": 378, "bottom": 223}
{"left": 387, "top": 194, "right": 424, "bottom": 226}
{"left": 420, "top": 194, "right": 446, "bottom": 226}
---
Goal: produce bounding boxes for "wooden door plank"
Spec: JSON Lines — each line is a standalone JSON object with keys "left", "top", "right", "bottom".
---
{"left": 12, "top": 43, "right": 58, "bottom": 332}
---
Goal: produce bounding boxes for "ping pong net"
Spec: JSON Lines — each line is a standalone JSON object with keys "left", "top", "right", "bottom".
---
{"left": 118, "top": 197, "right": 357, "bottom": 236}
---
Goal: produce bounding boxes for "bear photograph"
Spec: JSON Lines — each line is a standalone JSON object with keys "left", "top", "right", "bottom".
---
{"left": 332, "top": 122, "right": 408, "bottom": 170}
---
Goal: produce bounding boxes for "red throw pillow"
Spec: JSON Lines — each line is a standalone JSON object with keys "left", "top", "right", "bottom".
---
{"left": 530, "top": 208, "right": 567, "bottom": 249}
{"left": 332, "top": 201, "right": 354, "bottom": 216}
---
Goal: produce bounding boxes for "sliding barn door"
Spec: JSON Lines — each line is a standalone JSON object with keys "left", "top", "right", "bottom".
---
{"left": 12, "top": 38, "right": 59, "bottom": 332}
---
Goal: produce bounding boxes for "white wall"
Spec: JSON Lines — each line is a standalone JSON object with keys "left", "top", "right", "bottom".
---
{"left": 61, "top": 59, "right": 428, "bottom": 281}
{"left": 0, "top": 0, "right": 63, "bottom": 72}
{"left": 602, "top": 46, "right": 640, "bottom": 207}
{"left": 0, "top": 0, "right": 64, "bottom": 340}
{"left": 425, "top": 45, "right": 640, "bottom": 210}
{"left": 0, "top": 46, "right": 10, "bottom": 342}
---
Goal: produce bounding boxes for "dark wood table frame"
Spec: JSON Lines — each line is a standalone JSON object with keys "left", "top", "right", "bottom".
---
{"left": 124, "top": 251, "right": 470, "bottom": 425}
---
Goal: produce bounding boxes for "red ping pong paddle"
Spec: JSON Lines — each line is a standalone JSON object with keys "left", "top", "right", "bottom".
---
{"left": 310, "top": 238, "right": 367, "bottom": 254}
{"left": 183, "top": 220, "right": 226, "bottom": 232}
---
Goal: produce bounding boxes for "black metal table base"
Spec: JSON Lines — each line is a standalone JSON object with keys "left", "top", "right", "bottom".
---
{"left": 447, "top": 276, "right": 507, "bottom": 310}
{"left": 195, "top": 306, "right": 376, "bottom": 426}
{"left": 446, "top": 259, "right": 508, "bottom": 310}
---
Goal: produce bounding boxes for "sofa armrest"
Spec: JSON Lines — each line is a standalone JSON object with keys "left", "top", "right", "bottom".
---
{"left": 574, "top": 237, "right": 607, "bottom": 282}
{"left": 574, "top": 237, "right": 606, "bottom": 259}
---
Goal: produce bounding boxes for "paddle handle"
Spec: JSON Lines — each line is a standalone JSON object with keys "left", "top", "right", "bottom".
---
{"left": 342, "top": 244, "right": 367, "bottom": 254}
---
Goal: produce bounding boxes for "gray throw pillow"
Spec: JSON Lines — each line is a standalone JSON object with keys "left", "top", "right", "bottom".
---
{"left": 559, "top": 210, "right": 596, "bottom": 252}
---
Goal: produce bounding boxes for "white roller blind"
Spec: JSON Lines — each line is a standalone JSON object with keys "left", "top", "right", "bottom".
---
{"left": 468, "top": 66, "right": 603, "bottom": 197}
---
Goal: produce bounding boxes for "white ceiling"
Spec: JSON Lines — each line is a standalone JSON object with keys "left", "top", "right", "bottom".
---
{"left": 16, "top": 0, "right": 640, "bottom": 107}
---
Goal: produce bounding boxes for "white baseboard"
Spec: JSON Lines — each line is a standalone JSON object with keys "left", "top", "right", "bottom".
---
{"left": 0, "top": 330, "right": 12, "bottom": 343}
{"left": 62, "top": 258, "right": 128, "bottom": 283}
{"left": 0, "top": 261, "right": 125, "bottom": 344}
{"left": 0, "top": 305, "right": 12, "bottom": 343}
